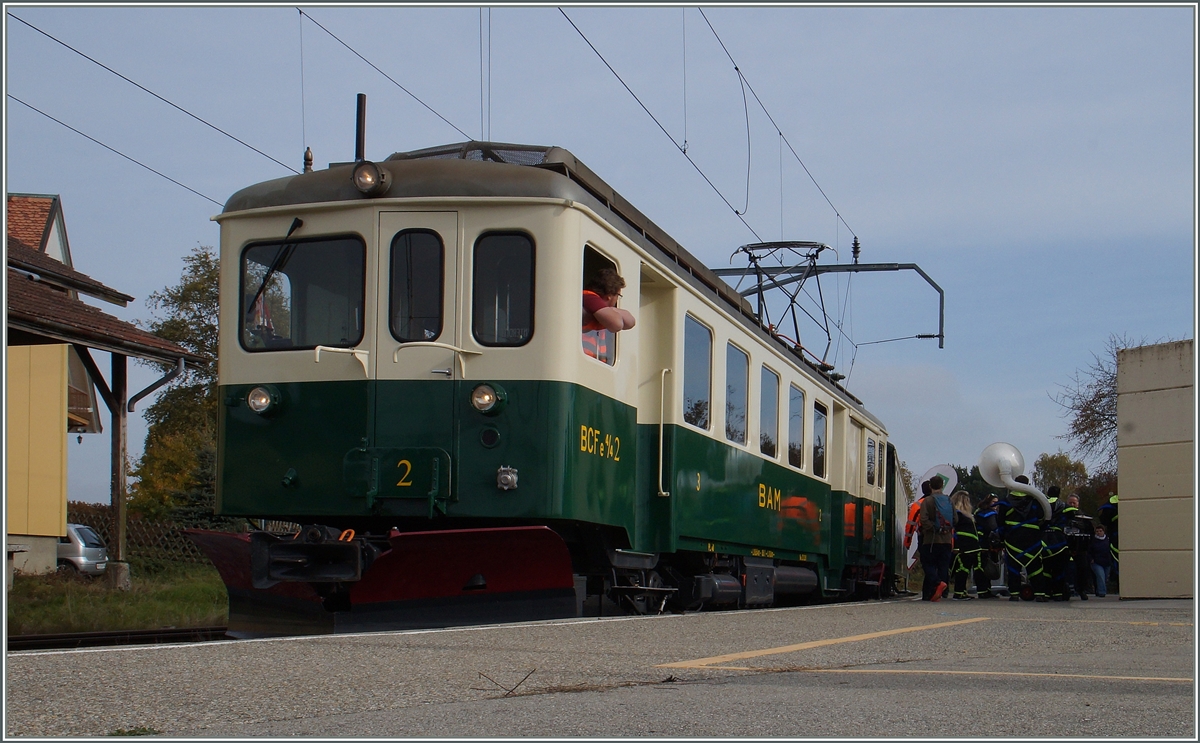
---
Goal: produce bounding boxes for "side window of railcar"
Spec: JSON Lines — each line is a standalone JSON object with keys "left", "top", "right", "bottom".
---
{"left": 581, "top": 246, "right": 618, "bottom": 365}
{"left": 240, "top": 236, "right": 365, "bottom": 351}
{"left": 760, "top": 367, "right": 779, "bottom": 457}
{"left": 682, "top": 315, "right": 712, "bottom": 430}
{"left": 473, "top": 232, "right": 534, "bottom": 346}
{"left": 788, "top": 385, "right": 805, "bottom": 469}
{"left": 866, "top": 437, "right": 877, "bottom": 486}
{"left": 812, "top": 401, "right": 828, "bottom": 478}
{"left": 390, "top": 230, "right": 444, "bottom": 342}
{"left": 725, "top": 344, "right": 749, "bottom": 444}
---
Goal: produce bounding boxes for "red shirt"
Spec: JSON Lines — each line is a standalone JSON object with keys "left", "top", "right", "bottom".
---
{"left": 582, "top": 290, "right": 611, "bottom": 332}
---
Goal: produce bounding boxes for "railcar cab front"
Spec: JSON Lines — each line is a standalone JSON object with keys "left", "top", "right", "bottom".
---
{"left": 214, "top": 152, "right": 646, "bottom": 591}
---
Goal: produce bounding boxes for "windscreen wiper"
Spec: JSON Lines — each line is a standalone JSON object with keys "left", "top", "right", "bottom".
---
{"left": 245, "top": 218, "right": 303, "bottom": 317}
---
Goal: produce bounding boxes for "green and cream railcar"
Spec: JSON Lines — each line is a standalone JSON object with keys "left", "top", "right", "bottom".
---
{"left": 199, "top": 142, "right": 898, "bottom": 630}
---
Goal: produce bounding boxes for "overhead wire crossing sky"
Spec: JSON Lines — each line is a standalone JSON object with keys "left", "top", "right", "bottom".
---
{"left": 9, "top": 13, "right": 299, "bottom": 175}
{"left": 297, "top": 8, "right": 472, "bottom": 142}
{"left": 8, "top": 95, "right": 223, "bottom": 207}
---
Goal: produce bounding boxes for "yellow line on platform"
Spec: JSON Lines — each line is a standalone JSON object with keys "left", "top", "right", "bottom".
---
{"left": 707, "top": 667, "right": 1193, "bottom": 683}
{"left": 655, "top": 617, "right": 990, "bottom": 669}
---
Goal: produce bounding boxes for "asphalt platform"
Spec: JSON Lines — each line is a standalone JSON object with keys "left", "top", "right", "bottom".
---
{"left": 5, "top": 594, "right": 1193, "bottom": 737}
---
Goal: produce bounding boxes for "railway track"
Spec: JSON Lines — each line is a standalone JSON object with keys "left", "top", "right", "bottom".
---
{"left": 8, "top": 626, "right": 230, "bottom": 651}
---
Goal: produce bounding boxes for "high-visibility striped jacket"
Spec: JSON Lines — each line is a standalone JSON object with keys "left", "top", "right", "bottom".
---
{"left": 903, "top": 499, "right": 923, "bottom": 549}
{"left": 954, "top": 510, "right": 981, "bottom": 553}
{"left": 1042, "top": 498, "right": 1069, "bottom": 557}
{"left": 997, "top": 494, "right": 1043, "bottom": 549}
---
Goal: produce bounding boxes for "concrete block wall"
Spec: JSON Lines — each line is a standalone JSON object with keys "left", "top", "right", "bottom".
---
{"left": 8, "top": 536, "right": 57, "bottom": 576}
{"left": 1116, "top": 339, "right": 1194, "bottom": 599}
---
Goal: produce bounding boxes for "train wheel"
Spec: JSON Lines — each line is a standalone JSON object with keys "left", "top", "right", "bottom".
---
{"left": 644, "top": 571, "right": 669, "bottom": 614}
{"left": 614, "top": 570, "right": 673, "bottom": 615}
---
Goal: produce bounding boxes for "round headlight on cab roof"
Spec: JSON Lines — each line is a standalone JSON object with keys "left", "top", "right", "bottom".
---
{"left": 247, "top": 386, "right": 275, "bottom": 414}
{"left": 352, "top": 160, "right": 390, "bottom": 197}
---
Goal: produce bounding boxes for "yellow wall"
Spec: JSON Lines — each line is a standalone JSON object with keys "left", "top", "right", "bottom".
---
{"left": 6, "top": 344, "right": 68, "bottom": 537}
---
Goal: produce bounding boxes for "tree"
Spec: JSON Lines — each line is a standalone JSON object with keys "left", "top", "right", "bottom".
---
{"left": 129, "top": 245, "right": 220, "bottom": 522}
{"left": 1075, "top": 469, "right": 1118, "bottom": 518}
{"left": 897, "top": 460, "right": 915, "bottom": 503}
{"left": 951, "top": 465, "right": 1003, "bottom": 504}
{"left": 1051, "top": 333, "right": 1144, "bottom": 470}
{"left": 1032, "top": 451, "right": 1088, "bottom": 496}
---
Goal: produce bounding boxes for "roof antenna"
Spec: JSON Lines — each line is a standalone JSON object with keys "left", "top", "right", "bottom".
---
{"left": 355, "top": 93, "right": 366, "bottom": 162}
{"left": 303, "top": 147, "right": 313, "bottom": 173}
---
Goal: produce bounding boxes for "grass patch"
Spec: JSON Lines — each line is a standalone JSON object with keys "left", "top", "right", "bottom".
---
{"left": 7, "top": 560, "right": 227, "bottom": 635}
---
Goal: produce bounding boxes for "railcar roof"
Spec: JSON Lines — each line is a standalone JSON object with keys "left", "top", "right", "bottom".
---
{"left": 221, "top": 141, "right": 880, "bottom": 428}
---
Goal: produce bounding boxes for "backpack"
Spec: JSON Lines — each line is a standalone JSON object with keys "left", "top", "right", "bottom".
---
{"left": 931, "top": 494, "right": 955, "bottom": 535}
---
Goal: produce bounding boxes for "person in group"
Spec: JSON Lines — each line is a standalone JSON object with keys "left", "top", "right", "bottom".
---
{"left": 949, "top": 491, "right": 982, "bottom": 600}
{"left": 904, "top": 480, "right": 931, "bottom": 555}
{"left": 905, "top": 482, "right": 930, "bottom": 541}
{"left": 901, "top": 481, "right": 930, "bottom": 592}
{"left": 973, "top": 494, "right": 1002, "bottom": 598}
{"left": 1090, "top": 524, "right": 1114, "bottom": 597}
{"left": 1041, "top": 486, "right": 1073, "bottom": 601}
{"left": 1063, "top": 493, "right": 1094, "bottom": 599}
{"left": 918, "top": 475, "right": 953, "bottom": 602}
{"left": 997, "top": 475, "right": 1049, "bottom": 602}
{"left": 583, "top": 268, "right": 636, "bottom": 333}
{"left": 1097, "top": 492, "right": 1119, "bottom": 590}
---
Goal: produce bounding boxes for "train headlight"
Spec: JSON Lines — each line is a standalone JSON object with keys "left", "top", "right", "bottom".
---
{"left": 351, "top": 161, "right": 390, "bottom": 197}
{"left": 470, "top": 383, "right": 506, "bottom": 415}
{"left": 246, "top": 386, "right": 277, "bottom": 414}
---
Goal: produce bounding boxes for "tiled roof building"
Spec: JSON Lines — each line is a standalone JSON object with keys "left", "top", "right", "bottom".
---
{"left": 6, "top": 194, "right": 58, "bottom": 253}
{"left": 6, "top": 193, "right": 205, "bottom": 581}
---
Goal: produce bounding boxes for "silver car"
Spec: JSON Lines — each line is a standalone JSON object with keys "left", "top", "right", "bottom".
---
{"left": 57, "top": 524, "right": 108, "bottom": 576}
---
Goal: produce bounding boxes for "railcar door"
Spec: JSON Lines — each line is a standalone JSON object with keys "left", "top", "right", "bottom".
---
{"left": 361, "top": 211, "right": 461, "bottom": 517}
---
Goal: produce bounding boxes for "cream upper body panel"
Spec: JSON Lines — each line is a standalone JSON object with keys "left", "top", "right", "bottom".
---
{"left": 219, "top": 204, "right": 377, "bottom": 386}
{"left": 217, "top": 198, "right": 642, "bottom": 410}
{"left": 217, "top": 194, "right": 886, "bottom": 484}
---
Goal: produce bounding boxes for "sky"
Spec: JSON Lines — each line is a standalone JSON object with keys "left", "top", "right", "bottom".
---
{"left": 3, "top": 4, "right": 1195, "bottom": 504}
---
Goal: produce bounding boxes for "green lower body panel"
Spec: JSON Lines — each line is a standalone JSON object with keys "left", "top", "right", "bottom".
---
{"left": 218, "top": 379, "right": 891, "bottom": 591}
{"left": 218, "top": 379, "right": 638, "bottom": 542}
{"left": 663, "top": 424, "right": 832, "bottom": 561}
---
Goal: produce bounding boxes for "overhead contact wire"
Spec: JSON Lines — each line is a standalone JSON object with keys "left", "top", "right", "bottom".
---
{"left": 560, "top": 8, "right": 762, "bottom": 242}
{"left": 487, "top": 8, "right": 492, "bottom": 140}
{"left": 9, "top": 13, "right": 298, "bottom": 175}
{"left": 479, "top": 8, "right": 486, "bottom": 140}
{"left": 701, "top": 8, "right": 866, "bottom": 363}
{"left": 681, "top": 7, "right": 688, "bottom": 153}
{"left": 298, "top": 9, "right": 471, "bottom": 141}
{"left": 736, "top": 68, "right": 751, "bottom": 216}
{"left": 9, "top": 95, "right": 223, "bottom": 207}
{"left": 698, "top": 9, "right": 854, "bottom": 238}
{"left": 857, "top": 335, "right": 922, "bottom": 347}
{"left": 298, "top": 8, "right": 307, "bottom": 153}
